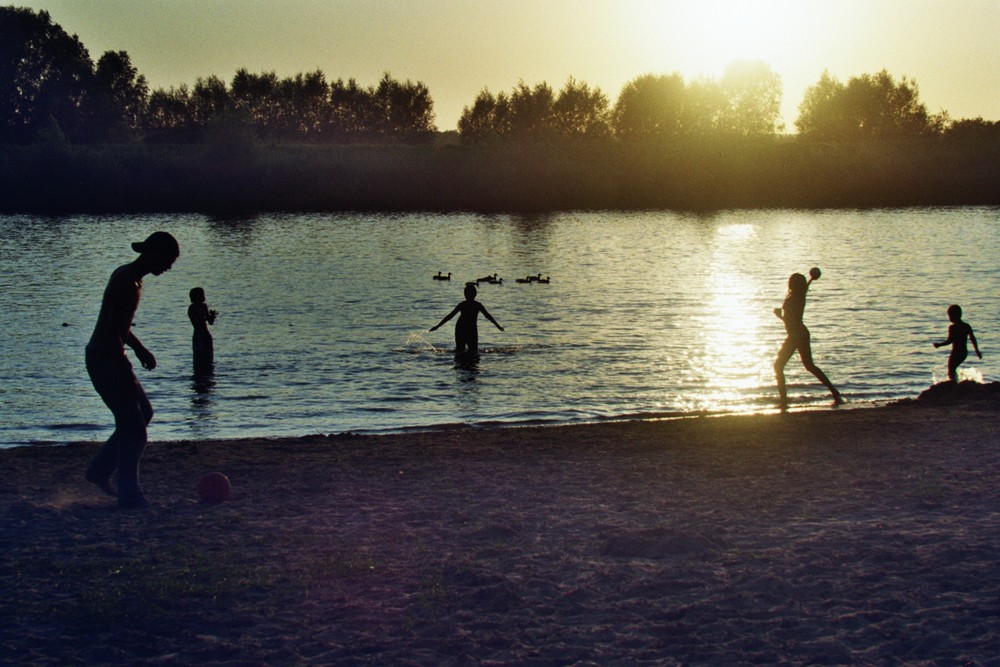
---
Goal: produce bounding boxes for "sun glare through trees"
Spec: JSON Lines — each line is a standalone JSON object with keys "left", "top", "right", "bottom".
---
{"left": 628, "top": 0, "right": 839, "bottom": 80}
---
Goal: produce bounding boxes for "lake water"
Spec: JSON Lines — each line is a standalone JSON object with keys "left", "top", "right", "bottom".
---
{"left": 0, "top": 208, "right": 997, "bottom": 447}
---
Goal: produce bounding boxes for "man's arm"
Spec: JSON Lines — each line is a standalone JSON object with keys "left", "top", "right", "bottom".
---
{"left": 125, "top": 331, "right": 156, "bottom": 369}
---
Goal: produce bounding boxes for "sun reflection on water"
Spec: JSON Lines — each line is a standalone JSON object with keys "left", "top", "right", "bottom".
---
{"left": 2, "top": 209, "right": 997, "bottom": 445}
{"left": 678, "top": 223, "right": 775, "bottom": 413}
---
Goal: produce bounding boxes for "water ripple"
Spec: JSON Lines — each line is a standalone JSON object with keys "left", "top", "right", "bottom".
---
{"left": 0, "top": 208, "right": 997, "bottom": 446}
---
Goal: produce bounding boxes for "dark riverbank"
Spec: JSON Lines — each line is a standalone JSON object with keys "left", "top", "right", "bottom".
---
{"left": 3, "top": 137, "right": 998, "bottom": 215}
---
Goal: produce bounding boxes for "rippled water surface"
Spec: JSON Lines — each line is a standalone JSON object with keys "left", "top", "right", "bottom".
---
{"left": 0, "top": 208, "right": 996, "bottom": 446}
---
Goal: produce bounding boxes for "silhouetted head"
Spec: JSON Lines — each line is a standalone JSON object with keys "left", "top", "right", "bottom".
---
{"left": 464, "top": 283, "right": 477, "bottom": 300}
{"left": 787, "top": 272, "right": 808, "bottom": 295}
{"left": 947, "top": 304, "right": 962, "bottom": 322}
{"left": 132, "top": 231, "right": 179, "bottom": 275}
{"left": 190, "top": 287, "right": 206, "bottom": 304}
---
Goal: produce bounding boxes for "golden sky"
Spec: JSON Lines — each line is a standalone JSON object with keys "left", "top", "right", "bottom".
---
{"left": 21, "top": 0, "right": 1000, "bottom": 132}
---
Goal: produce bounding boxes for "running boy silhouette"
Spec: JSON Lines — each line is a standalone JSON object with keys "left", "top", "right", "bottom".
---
{"left": 188, "top": 287, "right": 217, "bottom": 374}
{"left": 934, "top": 304, "right": 982, "bottom": 382}
{"left": 430, "top": 282, "right": 504, "bottom": 354}
{"left": 773, "top": 268, "right": 843, "bottom": 410}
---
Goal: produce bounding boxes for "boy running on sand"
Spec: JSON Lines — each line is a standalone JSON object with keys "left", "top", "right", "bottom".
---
{"left": 773, "top": 268, "right": 843, "bottom": 410}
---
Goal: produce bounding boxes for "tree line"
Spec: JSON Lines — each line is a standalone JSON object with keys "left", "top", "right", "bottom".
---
{"left": 2, "top": 5, "right": 998, "bottom": 147}
{"left": 145, "top": 70, "right": 434, "bottom": 144}
{"left": 459, "top": 63, "right": 785, "bottom": 141}
{"left": 0, "top": 7, "right": 434, "bottom": 144}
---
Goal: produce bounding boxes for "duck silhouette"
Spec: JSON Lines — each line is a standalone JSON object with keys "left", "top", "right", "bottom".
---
{"left": 517, "top": 273, "right": 545, "bottom": 284}
{"left": 432, "top": 271, "right": 452, "bottom": 281}
{"left": 476, "top": 273, "right": 497, "bottom": 283}
{"left": 536, "top": 276, "right": 551, "bottom": 284}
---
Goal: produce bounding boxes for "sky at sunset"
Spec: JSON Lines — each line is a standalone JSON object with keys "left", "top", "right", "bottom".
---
{"left": 18, "top": 0, "right": 1000, "bottom": 132}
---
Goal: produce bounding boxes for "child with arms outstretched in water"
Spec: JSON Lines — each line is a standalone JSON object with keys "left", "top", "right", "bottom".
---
{"left": 934, "top": 304, "right": 981, "bottom": 382}
{"left": 430, "top": 282, "right": 504, "bottom": 354}
{"left": 773, "top": 267, "right": 843, "bottom": 410}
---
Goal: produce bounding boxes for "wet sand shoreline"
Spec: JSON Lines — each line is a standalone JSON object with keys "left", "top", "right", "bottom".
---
{"left": 2, "top": 400, "right": 999, "bottom": 665}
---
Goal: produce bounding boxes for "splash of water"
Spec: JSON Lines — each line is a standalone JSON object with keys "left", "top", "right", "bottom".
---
{"left": 959, "top": 367, "right": 985, "bottom": 383}
{"left": 931, "top": 365, "right": 985, "bottom": 385}
{"left": 398, "top": 331, "right": 442, "bottom": 354}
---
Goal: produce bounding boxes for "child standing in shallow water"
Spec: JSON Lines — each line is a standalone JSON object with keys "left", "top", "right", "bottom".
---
{"left": 188, "top": 287, "right": 217, "bottom": 373}
{"left": 430, "top": 282, "right": 504, "bottom": 354}
{"left": 934, "top": 304, "right": 981, "bottom": 382}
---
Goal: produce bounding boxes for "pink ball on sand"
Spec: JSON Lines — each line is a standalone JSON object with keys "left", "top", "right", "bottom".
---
{"left": 198, "top": 472, "right": 232, "bottom": 503}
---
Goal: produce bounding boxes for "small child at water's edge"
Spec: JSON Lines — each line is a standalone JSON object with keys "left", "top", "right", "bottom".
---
{"left": 188, "top": 287, "right": 217, "bottom": 373}
{"left": 933, "top": 304, "right": 981, "bottom": 382}
{"left": 430, "top": 282, "right": 504, "bottom": 354}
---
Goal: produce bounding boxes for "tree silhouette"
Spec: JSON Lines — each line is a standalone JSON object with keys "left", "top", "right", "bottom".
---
{"left": 718, "top": 61, "right": 783, "bottom": 136}
{"left": 509, "top": 81, "right": 556, "bottom": 140}
{"left": 154, "top": 69, "right": 438, "bottom": 143}
{"left": 943, "top": 116, "right": 1000, "bottom": 143}
{"left": 191, "top": 75, "right": 230, "bottom": 127}
{"left": 0, "top": 7, "right": 93, "bottom": 143}
{"left": 794, "top": 71, "right": 848, "bottom": 140}
{"left": 611, "top": 67, "right": 782, "bottom": 140}
{"left": 283, "top": 70, "right": 330, "bottom": 139}
{"left": 458, "top": 89, "right": 511, "bottom": 142}
{"left": 373, "top": 72, "right": 435, "bottom": 142}
{"left": 459, "top": 78, "right": 611, "bottom": 143}
{"left": 612, "top": 73, "right": 687, "bottom": 140}
{"left": 681, "top": 78, "right": 727, "bottom": 136}
{"left": 796, "top": 69, "right": 941, "bottom": 140}
{"left": 0, "top": 8, "right": 438, "bottom": 146}
{"left": 10, "top": 6, "right": 991, "bottom": 151}
{"left": 328, "top": 77, "right": 376, "bottom": 140}
{"left": 90, "top": 50, "right": 148, "bottom": 141}
{"left": 145, "top": 85, "right": 194, "bottom": 141}
{"left": 230, "top": 69, "right": 280, "bottom": 137}
{"left": 552, "top": 77, "right": 611, "bottom": 139}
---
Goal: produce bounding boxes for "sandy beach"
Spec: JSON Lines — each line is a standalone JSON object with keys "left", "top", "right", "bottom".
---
{"left": 2, "top": 393, "right": 999, "bottom": 666}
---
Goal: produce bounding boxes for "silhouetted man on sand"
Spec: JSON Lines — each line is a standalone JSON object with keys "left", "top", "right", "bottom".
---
{"left": 85, "top": 231, "right": 179, "bottom": 508}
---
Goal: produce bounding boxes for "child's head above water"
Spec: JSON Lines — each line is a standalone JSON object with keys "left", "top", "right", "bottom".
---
{"left": 189, "top": 287, "right": 206, "bottom": 304}
{"left": 464, "top": 283, "right": 477, "bottom": 300}
{"left": 947, "top": 304, "right": 962, "bottom": 322}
